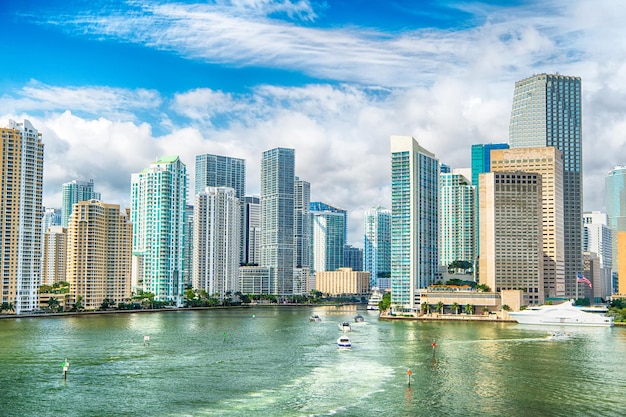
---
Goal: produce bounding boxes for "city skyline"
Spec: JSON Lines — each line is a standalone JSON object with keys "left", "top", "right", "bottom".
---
{"left": 2, "top": 1, "right": 626, "bottom": 245}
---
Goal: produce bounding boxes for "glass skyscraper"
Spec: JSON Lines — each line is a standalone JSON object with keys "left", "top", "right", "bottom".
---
{"left": 509, "top": 73, "right": 582, "bottom": 298}
{"left": 294, "top": 177, "right": 311, "bottom": 269}
{"left": 310, "top": 202, "right": 346, "bottom": 274}
{"left": 390, "top": 136, "right": 439, "bottom": 310}
{"left": 605, "top": 166, "right": 626, "bottom": 289}
{"left": 260, "top": 148, "right": 295, "bottom": 295}
{"left": 363, "top": 206, "right": 391, "bottom": 288}
{"left": 470, "top": 143, "right": 509, "bottom": 187}
{"left": 61, "top": 179, "right": 101, "bottom": 227}
{"left": 131, "top": 156, "right": 187, "bottom": 305}
{"left": 195, "top": 154, "right": 245, "bottom": 199}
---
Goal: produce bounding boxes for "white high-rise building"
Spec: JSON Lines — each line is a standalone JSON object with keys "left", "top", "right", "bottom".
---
{"left": 193, "top": 187, "right": 241, "bottom": 298}
{"left": 1, "top": 120, "right": 44, "bottom": 314}
{"left": 363, "top": 206, "right": 391, "bottom": 289}
{"left": 131, "top": 156, "right": 187, "bottom": 305}
{"left": 390, "top": 136, "right": 439, "bottom": 310}
{"left": 583, "top": 211, "right": 613, "bottom": 300}
{"left": 241, "top": 196, "right": 261, "bottom": 266}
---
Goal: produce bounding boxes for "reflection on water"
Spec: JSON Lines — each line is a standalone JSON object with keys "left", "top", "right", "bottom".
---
{"left": 0, "top": 308, "right": 624, "bottom": 417}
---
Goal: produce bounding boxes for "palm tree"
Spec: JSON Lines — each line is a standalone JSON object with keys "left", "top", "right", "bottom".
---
{"left": 48, "top": 297, "right": 60, "bottom": 313}
{"left": 436, "top": 301, "right": 445, "bottom": 315}
{"left": 464, "top": 303, "right": 473, "bottom": 315}
{"left": 421, "top": 302, "right": 430, "bottom": 315}
{"left": 451, "top": 302, "right": 460, "bottom": 315}
{"left": 482, "top": 306, "right": 489, "bottom": 315}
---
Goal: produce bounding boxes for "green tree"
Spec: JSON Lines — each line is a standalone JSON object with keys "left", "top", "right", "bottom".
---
{"left": 379, "top": 292, "right": 391, "bottom": 312}
{"left": 464, "top": 304, "right": 473, "bottom": 315}
{"left": 502, "top": 304, "right": 511, "bottom": 311}
{"left": 436, "top": 301, "right": 445, "bottom": 314}
{"left": 99, "top": 298, "right": 116, "bottom": 311}
{"left": 1, "top": 302, "right": 15, "bottom": 313}
{"left": 482, "top": 306, "right": 489, "bottom": 315}
{"left": 71, "top": 295, "right": 84, "bottom": 312}
{"left": 47, "top": 297, "right": 61, "bottom": 313}
{"left": 451, "top": 302, "right": 460, "bottom": 315}
{"left": 421, "top": 302, "right": 431, "bottom": 314}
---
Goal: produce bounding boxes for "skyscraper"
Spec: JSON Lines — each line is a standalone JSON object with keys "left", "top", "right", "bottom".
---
{"left": 390, "top": 136, "right": 439, "bottom": 310}
{"left": 241, "top": 196, "right": 261, "bottom": 266}
{"left": 470, "top": 143, "right": 509, "bottom": 187}
{"left": 294, "top": 177, "right": 311, "bottom": 268}
{"left": 66, "top": 200, "right": 132, "bottom": 310}
{"left": 193, "top": 187, "right": 241, "bottom": 298}
{"left": 42, "top": 226, "right": 67, "bottom": 286}
{"left": 195, "top": 154, "right": 245, "bottom": 199}
{"left": 491, "top": 147, "right": 565, "bottom": 298}
{"left": 363, "top": 206, "right": 391, "bottom": 288}
{"left": 605, "top": 166, "right": 626, "bottom": 290}
{"left": 439, "top": 171, "right": 476, "bottom": 272}
{"left": 61, "top": 179, "right": 101, "bottom": 227}
{"left": 1, "top": 120, "right": 44, "bottom": 314}
{"left": 479, "top": 172, "right": 544, "bottom": 305}
{"left": 131, "top": 156, "right": 187, "bottom": 305}
{"left": 582, "top": 211, "right": 613, "bottom": 300}
{"left": 343, "top": 245, "right": 363, "bottom": 272}
{"left": 260, "top": 148, "right": 295, "bottom": 295}
{"left": 509, "top": 73, "right": 582, "bottom": 298}
{"left": 310, "top": 203, "right": 346, "bottom": 273}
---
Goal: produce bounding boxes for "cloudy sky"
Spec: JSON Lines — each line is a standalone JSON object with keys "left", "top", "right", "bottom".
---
{"left": 2, "top": 0, "right": 626, "bottom": 246}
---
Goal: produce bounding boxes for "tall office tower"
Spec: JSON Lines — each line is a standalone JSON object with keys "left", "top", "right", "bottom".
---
{"left": 294, "top": 177, "right": 311, "bottom": 268}
{"left": 583, "top": 211, "right": 613, "bottom": 300}
{"left": 618, "top": 232, "right": 626, "bottom": 296}
{"left": 42, "top": 208, "right": 61, "bottom": 232}
{"left": 195, "top": 154, "right": 245, "bottom": 198}
{"left": 41, "top": 226, "right": 67, "bottom": 286}
{"left": 66, "top": 200, "right": 132, "bottom": 310}
{"left": 310, "top": 202, "right": 348, "bottom": 243}
{"left": 343, "top": 245, "right": 363, "bottom": 272}
{"left": 390, "top": 136, "right": 439, "bottom": 310}
{"left": 509, "top": 73, "right": 582, "bottom": 298}
{"left": 470, "top": 144, "right": 510, "bottom": 187}
{"left": 193, "top": 187, "right": 241, "bottom": 298}
{"left": 183, "top": 205, "right": 194, "bottom": 288}
{"left": 479, "top": 172, "right": 544, "bottom": 305}
{"left": 491, "top": 147, "right": 565, "bottom": 298}
{"left": 439, "top": 171, "right": 476, "bottom": 272}
{"left": 363, "top": 206, "right": 391, "bottom": 288}
{"left": 241, "top": 196, "right": 261, "bottom": 265}
{"left": 310, "top": 203, "right": 346, "bottom": 273}
{"left": 131, "top": 156, "right": 187, "bottom": 305}
{"left": 61, "top": 179, "right": 101, "bottom": 227}
{"left": 260, "top": 148, "right": 295, "bottom": 296}
{"left": 605, "top": 166, "right": 626, "bottom": 289}
{"left": 1, "top": 120, "right": 44, "bottom": 314}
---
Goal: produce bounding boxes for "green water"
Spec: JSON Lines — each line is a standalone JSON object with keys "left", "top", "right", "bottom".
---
{"left": 1, "top": 306, "right": 624, "bottom": 416}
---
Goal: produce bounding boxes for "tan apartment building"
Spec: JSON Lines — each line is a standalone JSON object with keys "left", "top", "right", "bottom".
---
{"left": 66, "top": 200, "right": 132, "bottom": 310}
{"left": 491, "top": 147, "right": 565, "bottom": 298}
{"left": 315, "top": 268, "right": 370, "bottom": 297}
{"left": 42, "top": 226, "right": 67, "bottom": 286}
{"left": 479, "top": 172, "right": 544, "bottom": 305}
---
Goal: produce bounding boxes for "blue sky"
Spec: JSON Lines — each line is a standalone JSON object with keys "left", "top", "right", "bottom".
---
{"left": 2, "top": 0, "right": 626, "bottom": 245}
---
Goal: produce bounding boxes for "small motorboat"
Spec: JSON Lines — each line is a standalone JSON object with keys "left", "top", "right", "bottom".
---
{"left": 354, "top": 314, "right": 365, "bottom": 323}
{"left": 309, "top": 314, "right": 322, "bottom": 322}
{"left": 338, "top": 322, "right": 352, "bottom": 332}
{"left": 337, "top": 335, "right": 352, "bottom": 349}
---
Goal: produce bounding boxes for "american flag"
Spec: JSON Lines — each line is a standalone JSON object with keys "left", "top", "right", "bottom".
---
{"left": 576, "top": 273, "right": 592, "bottom": 289}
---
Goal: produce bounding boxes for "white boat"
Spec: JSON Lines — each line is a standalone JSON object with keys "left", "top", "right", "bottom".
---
{"left": 309, "top": 314, "right": 322, "bottom": 322}
{"left": 354, "top": 314, "right": 365, "bottom": 323}
{"left": 337, "top": 335, "right": 352, "bottom": 349}
{"left": 509, "top": 300, "right": 614, "bottom": 327}
{"left": 338, "top": 322, "right": 352, "bottom": 332}
{"left": 367, "top": 287, "right": 383, "bottom": 311}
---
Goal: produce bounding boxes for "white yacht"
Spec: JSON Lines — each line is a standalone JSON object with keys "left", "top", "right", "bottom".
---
{"left": 338, "top": 322, "right": 352, "bottom": 332}
{"left": 337, "top": 335, "right": 352, "bottom": 349}
{"left": 509, "top": 300, "right": 614, "bottom": 327}
{"left": 367, "top": 287, "right": 383, "bottom": 311}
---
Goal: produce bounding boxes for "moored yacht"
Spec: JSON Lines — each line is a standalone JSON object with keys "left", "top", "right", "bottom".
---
{"left": 367, "top": 287, "right": 383, "bottom": 311}
{"left": 509, "top": 300, "right": 614, "bottom": 327}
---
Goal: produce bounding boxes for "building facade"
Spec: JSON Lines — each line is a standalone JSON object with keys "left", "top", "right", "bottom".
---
{"left": 363, "top": 206, "right": 391, "bottom": 289}
{"left": 1, "top": 120, "right": 44, "bottom": 314}
{"left": 294, "top": 177, "right": 311, "bottom": 269}
{"left": 583, "top": 211, "right": 613, "bottom": 300}
{"left": 605, "top": 166, "right": 626, "bottom": 292}
{"left": 195, "top": 154, "right": 245, "bottom": 199}
{"left": 390, "top": 136, "right": 439, "bottom": 310}
{"left": 42, "top": 226, "right": 67, "bottom": 286}
{"left": 193, "top": 186, "right": 241, "bottom": 298}
{"left": 61, "top": 179, "right": 101, "bottom": 227}
{"left": 66, "top": 200, "right": 132, "bottom": 310}
{"left": 315, "top": 268, "right": 370, "bottom": 297}
{"left": 260, "top": 148, "right": 295, "bottom": 295}
{"left": 131, "top": 156, "right": 187, "bottom": 305}
{"left": 479, "top": 172, "right": 544, "bottom": 305}
{"left": 439, "top": 171, "right": 476, "bottom": 271}
{"left": 509, "top": 73, "right": 582, "bottom": 298}
{"left": 343, "top": 245, "right": 363, "bottom": 272}
{"left": 310, "top": 203, "right": 346, "bottom": 274}
{"left": 491, "top": 147, "right": 565, "bottom": 299}
{"left": 241, "top": 196, "right": 261, "bottom": 266}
